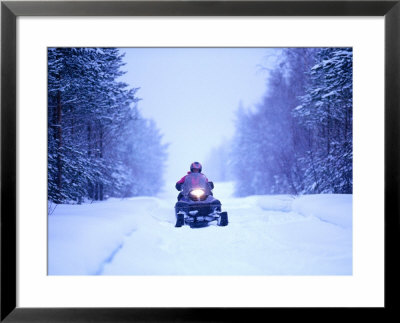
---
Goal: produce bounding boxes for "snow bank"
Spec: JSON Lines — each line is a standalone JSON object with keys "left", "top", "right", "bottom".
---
{"left": 48, "top": 186, "right": 352, "bottom": 275}
{"left": 48, "top": 197, "right": 163, "bottom": 275}
{"left": 292, "top": 194, "right": 352, "bottom": 229}
{"left": 255, "top": 195, "right": 294, "bottom": 212}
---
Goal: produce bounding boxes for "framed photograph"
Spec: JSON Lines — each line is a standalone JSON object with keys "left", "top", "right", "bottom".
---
{"left": 1, "top": 0, "right": 399, "bottom": 321}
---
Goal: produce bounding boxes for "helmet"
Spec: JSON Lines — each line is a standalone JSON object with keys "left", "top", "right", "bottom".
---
{"left": 190, "top": 161, "right": 202, "bottom": 173}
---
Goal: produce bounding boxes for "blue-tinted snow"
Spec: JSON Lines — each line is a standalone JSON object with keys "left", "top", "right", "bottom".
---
{"left": 48, "top": 182, "right": 352, "bottom": 276}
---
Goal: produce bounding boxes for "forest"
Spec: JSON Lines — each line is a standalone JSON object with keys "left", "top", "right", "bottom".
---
{"left": 212, "top": 48, "right": 353, "bottom": 196}
{"left": 48, "top": 48, "right": 167, "bottom": 204}
{"left": 48, "top": 47, "right": 352, "bottom": 204}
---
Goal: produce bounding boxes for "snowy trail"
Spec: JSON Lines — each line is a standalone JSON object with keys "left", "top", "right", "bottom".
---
{"left": 48, "top": 182, "right": 352, "bottom": 275}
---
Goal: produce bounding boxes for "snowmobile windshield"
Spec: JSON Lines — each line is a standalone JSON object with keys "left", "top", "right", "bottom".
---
{"left": 182, "top": 173, "right": 211, "bottom": 197}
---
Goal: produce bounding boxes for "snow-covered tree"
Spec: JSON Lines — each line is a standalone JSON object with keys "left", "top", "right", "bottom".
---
{"left": 230, "top": 47, "right": 352, "bottom": 196}
{"left": 112, "top": 116, "right": 169, "bottom": 197}
{"left": 48, "top": 48, "right": 168, "bottom": 204}
{"left": 294, "top": 48, "right": 353, "bottom": 193}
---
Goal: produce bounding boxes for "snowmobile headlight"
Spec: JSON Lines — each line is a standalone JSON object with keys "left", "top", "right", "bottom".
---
{"left": 190, "top": 189, "right": 205, "bottom": 199}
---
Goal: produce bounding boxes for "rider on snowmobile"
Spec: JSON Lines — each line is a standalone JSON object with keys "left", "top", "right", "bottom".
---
{"left": 175, "top": 162, "right": 213, "bottom": 200}
{"left": 174, "top": 161, "right": 226, "bottom": 228}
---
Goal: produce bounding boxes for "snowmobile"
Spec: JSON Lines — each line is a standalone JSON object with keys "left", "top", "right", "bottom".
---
{"left": 174, "top": 173, "right": 228, "bottom": 228}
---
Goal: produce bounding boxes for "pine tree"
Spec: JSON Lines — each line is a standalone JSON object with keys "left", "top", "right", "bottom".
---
{"left": 294, "top": 48, "right": 353, "bottom": 193}
{"left": 48, "top": 48, "right": 167, "bottom": 204}
{"left": 230, "top": 48, "right": 352, "bottom": 196}
{"left": 230, "top": 48, "right": 318, "bottom": 196}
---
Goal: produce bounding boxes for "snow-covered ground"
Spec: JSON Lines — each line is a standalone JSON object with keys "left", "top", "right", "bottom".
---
{"left": 48, "top": 182, "right": 352, "bottom": 275}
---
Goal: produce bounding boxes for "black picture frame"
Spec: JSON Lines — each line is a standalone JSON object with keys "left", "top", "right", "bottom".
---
{"left": 1, "top": 0, "right": 399, "bottom": 321}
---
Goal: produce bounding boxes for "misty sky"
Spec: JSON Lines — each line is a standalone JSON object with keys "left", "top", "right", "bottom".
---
{"left": 120, "top": 48, "right": 276, "bottom": 183}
